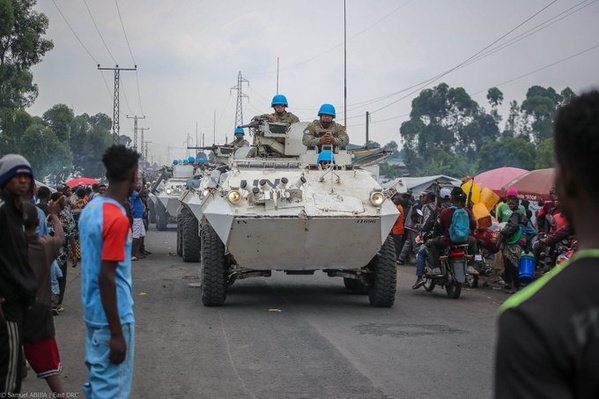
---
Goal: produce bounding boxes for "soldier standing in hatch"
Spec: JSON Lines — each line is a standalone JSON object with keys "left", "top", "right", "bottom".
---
{"left": 229, "top": 127, "right": 250, "bottom": 149}
{"left": 253, "top": 94, "right": 300, "bottom": 124}
{"left": 302, "top": 103, "right": 349, "bottom": 151}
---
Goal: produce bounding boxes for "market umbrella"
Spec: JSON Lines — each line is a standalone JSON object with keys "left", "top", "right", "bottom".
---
{"left": 65, "top": 177, "right": 100, "bottom": 188}
{"left": 502, "top": 168, "right": 555, "bottom": 202}
{"left": 474, "top": 166, "right": 529, "bottom": 195}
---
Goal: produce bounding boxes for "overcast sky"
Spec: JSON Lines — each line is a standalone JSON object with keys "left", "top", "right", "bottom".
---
{"left": 28, "top": 0, "right": 599, "bottom": 165}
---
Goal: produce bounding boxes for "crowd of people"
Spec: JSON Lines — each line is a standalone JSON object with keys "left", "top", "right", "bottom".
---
{"left": 0, "top": 145, "right": 147, "bottom": 397}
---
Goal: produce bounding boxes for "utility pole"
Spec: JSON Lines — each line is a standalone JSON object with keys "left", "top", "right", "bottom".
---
{"left": 365, "top": 111, "right": 370, "bottom": 146}
{"left": 127, "top": 115, "right": 145, "bottom": 151}
{"left": 230, "top": 71, "right": 249, "bottom": 129}
{"left": 98, "top": 64, "right": 137, "bottom": 143}
{"left": 139, "top": 127, "right": 150, "bottom": 163}
{"left": 144, "top": 140, "right": 152, "bottom": 165}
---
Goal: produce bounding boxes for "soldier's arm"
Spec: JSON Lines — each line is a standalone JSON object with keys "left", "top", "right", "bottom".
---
{"left": 335, "top": 126, "right": 350, "bottom": 148}
{"left": 302, "top": 126, "right": 320, "bottom": 147}
{"left": 289, "top": 113, "right": 300, "bottom": 123}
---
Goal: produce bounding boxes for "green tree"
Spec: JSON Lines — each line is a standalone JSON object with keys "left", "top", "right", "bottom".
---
{"left": 20, "top": 123, "right": 71, "bottom": 181}
{"left": 0, "top": 107, "right": 32, "bottom": 154}
{"left": 477, "top": 136, "right": 536, "bottom": 171}
{"left": 0, "top": 0, "right": 53, "bottom": 109}
{"left": 400, "top": 83, "right": 498, "bottom": 173}
{"left": 43, "top": 104, "right": 74, "bottom": 143}
{"left": 383, "top": 140, "right": 398, "bottom": 153}
{"left": 486, "top": 87, "right": 503, "bottom": 124}
{"left": 70, "top": 113, "right": 112, "bottom": 176}
{"left": 521, "top": 86, "right": 563, "bottom": 143}
{"left": 535, "top": 138, "right": 554, "bottom": 169}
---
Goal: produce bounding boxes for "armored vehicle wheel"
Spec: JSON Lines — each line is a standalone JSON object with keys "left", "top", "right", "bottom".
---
{"left": 343, "top": 278, "right": 369, "bottom": 295}
{"left": 176, "top": 212, "right": 185, "bottom": 256}
{"left": 445, "top": 282, "right": 462, "bottom": 299}
{"left": 423, "top": 278, "right": 436, "bottom": 292}
{"left": 155, "top": 203, "right": 168, "bottom": 231}
{"left": 148, "top": 200, "right": 156, "bottom": 223}
{"left": 182, "top": 211, "right": 201, "bottom": 262}
{"left": 200, "top": 223, "right": 227, "bottom": 306}
{"left": 367, "top": 235, "right": 397, "bottom": 307}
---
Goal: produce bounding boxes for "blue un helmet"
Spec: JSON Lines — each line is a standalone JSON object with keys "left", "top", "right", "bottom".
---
{"left": 318, "top": 103, "right": 336, "bottom": 118}
{"left": 234, "top": 127, "right": 245, "bottom": 135}
{"left": 317, "top": 150, "right": 334, "bottom": 164}
{"left": 188, "top": 156, "right": 195, "bottom": 163}
{"left": 271, "top": 94, "right": 288, "bottom": 107}
{"left": 198, "top": 157, "right": 205, "bottom": 163}
{"left": 173, "top": 159, "right": 179, "bottom": 165}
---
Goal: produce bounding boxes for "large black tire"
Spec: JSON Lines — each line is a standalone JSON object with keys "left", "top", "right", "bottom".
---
{"left": 200, "top": 223, "right": 227, "bottom": 306}
{"left": 343, "top": 278, "right": 369, "bottom": 295}
{"left": 148, "top": 200, "right": 156, "bottom": 223}
{"left": 368, "top": 235, "right": 397, "bottom": 307}
{"left": 445, "top": 282, "right": 462, "bottom": 299}
{"left": 155, "top": 203, "right": 168, "bottom": 231}
{"left": 176, "top": 212, "right": 184, "bottom": 257}
{"left": 182, "top": 212, "right": 201, "bottom": 262}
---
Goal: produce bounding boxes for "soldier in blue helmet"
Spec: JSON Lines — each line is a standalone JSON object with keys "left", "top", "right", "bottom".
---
{"left": 317, "top": 150, "right": 334, "bottom": 167}
{"left": 229, "top": 127, "right": 250, "bottom": 149}
{"left": 253, "top": 94, "right": 300, "bottom": 124}
{"left": 302, "top": 103, "right": 349, "bottom": 150}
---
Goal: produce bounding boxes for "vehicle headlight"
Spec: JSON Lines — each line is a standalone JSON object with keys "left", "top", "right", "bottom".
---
{"left": 227, "top": 190, "right": 242, "bottom": 204}
{"left": 166, "top": 188, "right": 173, "bottom": 195}
{"left": 370, "top": 191, "right": 385, "bottom": 206}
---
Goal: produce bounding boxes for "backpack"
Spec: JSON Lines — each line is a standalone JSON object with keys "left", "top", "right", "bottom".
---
{"left": 448, "top": 206, "right": 470, "bottom": 243}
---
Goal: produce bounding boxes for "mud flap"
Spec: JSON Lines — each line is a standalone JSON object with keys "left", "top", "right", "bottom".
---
{"left": 452, "top": 261, "right": 466, "bottom": 284}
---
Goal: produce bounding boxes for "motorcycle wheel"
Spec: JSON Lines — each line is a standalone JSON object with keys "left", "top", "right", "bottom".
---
{"left": 445, "top": 282, "right": 462, "bottom": 299}
{"left": 466, "top": 274, "right": 479, "bottom": 288}
{"left": 423, "top": 278, "right": 436, "bottom": 292}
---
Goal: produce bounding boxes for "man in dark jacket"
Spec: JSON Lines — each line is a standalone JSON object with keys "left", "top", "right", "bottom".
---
{"left": 495, "top": 90, "right": 599, "bottom": 397}
{"left": 0, "top": 154, "right": 37, "bottom": 395}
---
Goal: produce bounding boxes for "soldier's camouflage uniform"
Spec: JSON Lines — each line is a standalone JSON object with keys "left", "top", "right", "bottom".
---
{"left": 302, "top": 120, "right": 349, "bottom": 149}
{"left": 254, "top": 111, "right": 300, "bottom": 124}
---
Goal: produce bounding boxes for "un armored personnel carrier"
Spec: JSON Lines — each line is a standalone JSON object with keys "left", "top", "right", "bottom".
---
{"left": 149, "top": 162, "right": 195, "bottom": 231}
{"left": 177, "top": 120, "right": 399, "bottom": 307}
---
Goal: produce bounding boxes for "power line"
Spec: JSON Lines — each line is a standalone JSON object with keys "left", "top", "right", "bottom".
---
{"left": 50, "top": 0, "right": 98, "bottom": 65}
{"left": 464, "top": 0, "right": 597, "bottom": 70}
{"left": 114, "top": 0, "right": 136, "bottom": 65}
{"left": 83, "top": 0, "right": 117, "bottom": 64}
{"left": 472, "top": 43, "right": 599, "bottom": 96}
{"left": 114, "top": 0, "right": 145, "bottom": 114}
{"left": 369, "top": 0, "right": 559, "bottom": 115}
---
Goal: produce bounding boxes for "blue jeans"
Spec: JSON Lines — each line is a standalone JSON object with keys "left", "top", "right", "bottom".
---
{"left": 84, "top": 323, "right": 135, "bottom": 399}
{"left": 416, "top": 246, "right": 428, "bottom": 278}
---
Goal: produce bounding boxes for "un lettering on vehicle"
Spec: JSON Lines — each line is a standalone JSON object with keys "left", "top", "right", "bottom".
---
{"left": 241, "top": 179, "right": 282, "bottom": 189}
{"left": 357, "top": 219, "right": 377, "bottom": 224}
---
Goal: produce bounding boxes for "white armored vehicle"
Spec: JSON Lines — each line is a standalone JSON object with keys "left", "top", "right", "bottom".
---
{"left": 149, "top": 161, "right": 195, "bottom": 231}
{"left": 178, "top": 120, "right": 399, "bottom": 307}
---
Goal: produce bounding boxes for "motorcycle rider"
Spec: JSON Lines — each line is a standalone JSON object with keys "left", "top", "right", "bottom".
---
{"left": 398, "top": 192, "right": 433, "bottom": 265}
{"left": 253, "top": 94, "right": 300, "bottom": 124}
{"left": 302, "top": 104, "right": 349, "bottom": 151}
{"left": 412, "top": 188, "right": 450, "bottom": 289}
{"left": 424, "top": 187, "right": 477, "bottom": 283}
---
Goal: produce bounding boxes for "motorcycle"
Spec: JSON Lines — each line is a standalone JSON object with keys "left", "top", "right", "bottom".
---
{"left": 535, "top": 233, "right": 578, "bottom": 272}
{"left": 468, "top": 228, "right": 502, "bottom": 288}
{"left": 422, "top": 243, "right": 471, "bottom": 299}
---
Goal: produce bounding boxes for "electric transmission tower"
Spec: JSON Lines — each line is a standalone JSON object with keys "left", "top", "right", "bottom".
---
{"left": 230, "top": 71, "right": 249, "bottom": 129}
{"left": 98, "top": 65, "right": 137, "bottom": 143}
